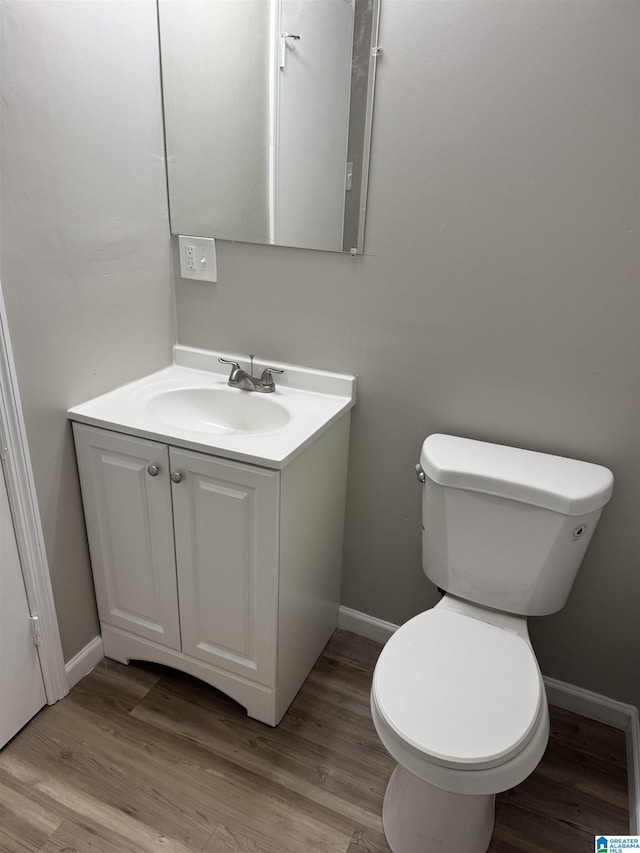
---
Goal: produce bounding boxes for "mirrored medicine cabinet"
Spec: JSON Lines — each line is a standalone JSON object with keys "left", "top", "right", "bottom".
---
{"left": 157, "top": 0, "right": 381, "bottom": 254}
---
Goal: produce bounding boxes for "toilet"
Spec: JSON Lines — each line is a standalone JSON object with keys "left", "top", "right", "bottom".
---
{"left": 371, "top": 434, "right": 614, "bottom": 853}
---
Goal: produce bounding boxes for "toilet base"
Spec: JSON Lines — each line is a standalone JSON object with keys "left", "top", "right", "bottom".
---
{"left": 382, "top": 765, "right": 495, "bottom": 853}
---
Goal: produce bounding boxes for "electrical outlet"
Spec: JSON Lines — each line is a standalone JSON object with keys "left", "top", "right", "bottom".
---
{"left": 178, "top": 235, "right": 217, "bottom": 282}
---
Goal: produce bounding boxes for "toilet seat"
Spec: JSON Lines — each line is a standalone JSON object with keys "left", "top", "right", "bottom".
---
{"left": 372, "top": 609, "right": 542, "bottom": 771}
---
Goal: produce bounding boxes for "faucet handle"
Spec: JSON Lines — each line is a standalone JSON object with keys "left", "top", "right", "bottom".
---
{"left": 259, "top": 366, "right": 284, "bottom": 390}
{"left": 218, "top": 357, "right": 241, "bottom": 369}
{"left": 218, "top": 357, "right": 242, "bottom": 382}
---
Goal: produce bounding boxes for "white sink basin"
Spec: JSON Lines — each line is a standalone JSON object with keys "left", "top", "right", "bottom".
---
{"left": 68, "top": 346, "right": 356, "bottom": 469}
{"left": 145, "top": 387, "right": 291, "bottom": 435}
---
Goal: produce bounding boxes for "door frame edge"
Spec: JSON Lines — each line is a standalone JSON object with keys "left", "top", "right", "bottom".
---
{"left": 0, "top": 281, "right": 68, "bottom": 704}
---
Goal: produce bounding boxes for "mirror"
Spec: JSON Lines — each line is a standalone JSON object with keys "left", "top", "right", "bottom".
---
{"left": 157, "top": 0, "right": 381, "bottom": 254}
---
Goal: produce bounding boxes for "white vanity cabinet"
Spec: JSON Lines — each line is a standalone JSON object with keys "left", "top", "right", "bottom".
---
{"left": 170, "top": 445, "right": 279, "bottom": 687}
{"left": 72, "top": 414, "right": 351, "bottom": 726}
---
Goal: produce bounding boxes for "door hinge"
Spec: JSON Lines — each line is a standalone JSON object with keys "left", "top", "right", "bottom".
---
{"left": 345, "top": 161, "right": 353, "bottom": 191}
{"left": 30, "top": 614, "right": 43, "bottom": 646}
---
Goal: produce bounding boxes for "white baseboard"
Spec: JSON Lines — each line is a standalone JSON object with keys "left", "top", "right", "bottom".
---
{"left": 545, "top": 676, "right": 640, "bottom": 834}
{"left": 338, "top": 605, "right": 640, "bottom": 832}
{"left": 338, "top": 605, "right": 398, "bottom": 644}
{"left": 64, "top": 635, "right": 104, "bottom": 690}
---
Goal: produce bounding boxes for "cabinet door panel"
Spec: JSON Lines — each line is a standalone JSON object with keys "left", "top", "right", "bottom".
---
{"left": 73, "top": 425, "right": 180, "bottom": 650}
{"left": 170, "top": 448, "right": 279, "bottom": 686}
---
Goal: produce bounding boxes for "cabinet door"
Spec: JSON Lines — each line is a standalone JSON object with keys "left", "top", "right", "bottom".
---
{"left": 73, "top": 424, "right": 180, "bottom": 650}
{"left": 170, "top": 448, "right": 279, "bottom": 687}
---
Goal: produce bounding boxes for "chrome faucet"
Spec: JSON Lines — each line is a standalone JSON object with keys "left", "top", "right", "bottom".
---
{"left": 218, "top": 354, "right": 284, "bottom": 393}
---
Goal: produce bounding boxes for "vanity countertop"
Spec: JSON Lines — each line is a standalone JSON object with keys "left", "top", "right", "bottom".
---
{"left": 68, "top": 346, "right": 356, "bottom": 469}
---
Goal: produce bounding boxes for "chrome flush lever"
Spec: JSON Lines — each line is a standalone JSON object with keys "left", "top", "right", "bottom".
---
{"left": 280, "top": 32, "right": 301, "bottom": 69}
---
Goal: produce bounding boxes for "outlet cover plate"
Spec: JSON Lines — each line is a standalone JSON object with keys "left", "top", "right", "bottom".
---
{"left": 178, "top": 235, "right": 217, "bottom": 282}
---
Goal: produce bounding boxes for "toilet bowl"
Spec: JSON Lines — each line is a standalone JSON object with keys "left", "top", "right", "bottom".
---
{"left": 371, "top": 434, "right": 614, "bottom": 853}
{"left": 371, "top": 598, "right": 550, "bottom": 852}
{"left": 372, "top": 598, "right": 549, "bottom": 794}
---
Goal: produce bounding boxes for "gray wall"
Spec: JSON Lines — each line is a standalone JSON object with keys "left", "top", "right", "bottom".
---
{"left": 0, "top": 1, "right": 175, "bottom": 659}
{"left": 175, "top": 1, "right": 640, "bottom": 707}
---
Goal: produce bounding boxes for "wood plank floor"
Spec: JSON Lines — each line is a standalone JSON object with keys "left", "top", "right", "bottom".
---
{"left": 0, "top": 630, "right": 630, "bottom": 852}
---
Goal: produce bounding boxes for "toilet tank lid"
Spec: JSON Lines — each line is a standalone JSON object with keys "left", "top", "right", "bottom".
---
{"left": 420, "top": 434, "right": 614, "bottom": 516}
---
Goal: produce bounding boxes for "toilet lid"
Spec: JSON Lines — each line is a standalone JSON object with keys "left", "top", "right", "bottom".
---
{"left": 373, "top": 609, "right": 542, "bottom": 770}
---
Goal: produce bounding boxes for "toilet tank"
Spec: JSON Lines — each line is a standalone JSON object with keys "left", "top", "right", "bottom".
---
{"left": 419, "top": 435, "right": 614, "bottom": 616}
